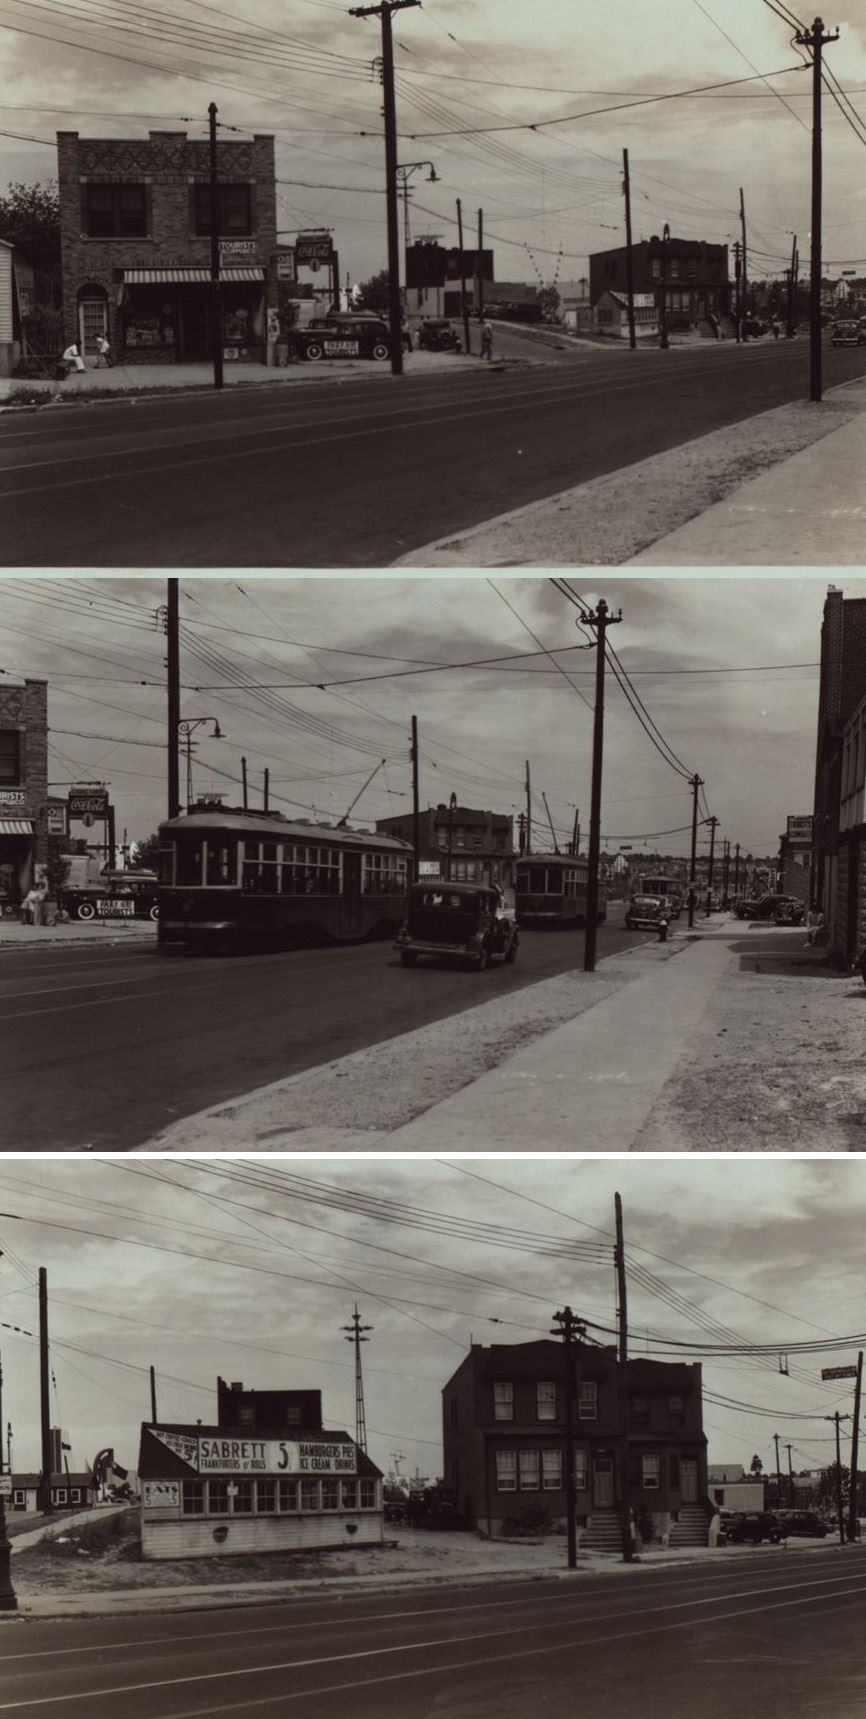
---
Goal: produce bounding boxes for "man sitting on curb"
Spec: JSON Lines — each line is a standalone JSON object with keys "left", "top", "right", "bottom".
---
{"left": 61, "top": 342, "right": 86, "bottom": 374}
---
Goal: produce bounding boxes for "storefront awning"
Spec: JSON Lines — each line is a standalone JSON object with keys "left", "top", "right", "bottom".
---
{"left": 0, "top": 820, "right": 34, "bottom": 835}
{"left": 123, "top": 267, "right": 265, "bottom": 284}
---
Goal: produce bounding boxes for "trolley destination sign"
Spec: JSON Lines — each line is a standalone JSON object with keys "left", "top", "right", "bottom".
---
{"left": 153, "top": 1430, "right": 358, "bottom": 1474}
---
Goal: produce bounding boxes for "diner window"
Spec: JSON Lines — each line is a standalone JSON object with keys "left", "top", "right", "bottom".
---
{"left": 495, "top": 1450, "right": 517, "bottom": 1492}
{"left": 578, "top": 1381, "right": 598, "bottom": 1421}
{"left": 280, "top": 843, "right": 341, "bottom": 896}
{"left": 13, "top": 1490, "right": 26, "bottom": 1508}
{"left": 341, "top": 1479, "right": 358, "bottom": 1510}
{"left": 300, "top": 1479, "right": 319, "bottom": 1512}
{"left": 642, "top": 1454, "right": 661, "bottom": 1491}
{"left": 359, "top": 1478, "right": 376, "bottom": 1509}
{"left": 363, "top": 852, "right": 409, "bottom": 895}
{"left": 232, "top": 1480, "right": 254, "bottom": 1515}
{"left": 175, "top": 839, "right": 204, "bottom": 886}
{"left": 321, "top": 1479, "right": 339, "bottom": 1511}
{"left": 574, "top": 1449, "right": 588, "bottom": 1490}
{"left": 206, "top": 840, "right": 236, "bottom": 887}
{"left": 494, "top": 1382, "right": 514, "bottom": 1422}
{"left": 537, "top": 1381, "right": 556, "bottom": 1422}
{"left": 84, "top": 181, "right": 148, "bottom": 237}
{"left": 257, "top": 1480, "right": 276, "bottom": 1514}
{"left": 54, "top": 1489, "right": 67, "bottom": 1505}
{"left": 631, "top": 1394, "right": 649, "bottom": 1427}
{"left": 668, "top": 1395, "right": 684, "bottom": 1429}
{"left": 278, "top": 1478, "right": 298, "bottom": 1513}
{"left": 70, "top": 1489, "right": 81, "bottom": 1504}
{"left": 183, "top": 1481, "right": 205, "bottom": 1516}
{"left": 542, "top": 1450, "right": 563, "bottom": 1491}
{"left": 193, "top": 182, "right": 253, "bottom": 236}
{"left": 520, "top": 1451, "right": 540, "bottom": 1490}
{"left": 208, "top": 1481, "right": 230, "bottom": 1515}
{"left": 0, "top": 729, "right": 21, "bottom": 785}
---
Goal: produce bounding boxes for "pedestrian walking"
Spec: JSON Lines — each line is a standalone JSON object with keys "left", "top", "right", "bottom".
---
{"left": 95, "top": 332, "right": 113, "bottom": 368}
{"left": 62, "top": 343, "right": 86, "bottom": 373}
{"left": 480, "top": 320, "right": 493, "bottom": 360}
{"left": 20, "top": 885, "right": 44, "bottom": 926}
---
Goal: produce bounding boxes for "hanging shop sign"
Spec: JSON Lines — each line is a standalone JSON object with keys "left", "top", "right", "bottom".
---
{"left": 276, "top": 250, "right": 297, "bottom": 281}
{"left": 296, "top": 233, "right": 333, "bottom": 267}
{"left": 786, "top": 815, "right": 814, "bottom": 842}
{"left": 69, "top": 788, "right": 109, "bottom": 818}
{"left": 151, "top": 1429, "right": 357, "bottom": 1475}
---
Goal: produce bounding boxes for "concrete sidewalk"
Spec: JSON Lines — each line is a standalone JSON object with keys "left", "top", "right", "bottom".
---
{"left": 0, "top": 919, "right": 157, "bottom": 946}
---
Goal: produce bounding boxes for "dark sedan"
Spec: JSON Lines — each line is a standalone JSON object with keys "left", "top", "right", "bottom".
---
{"left": 734, "top": 894, "right": 801, "bottom": 921}
{"left": 721, "top": 1510, "right": 782, "bottom": 1544}
{"left": 774, "top": 1510, "right": 829, "bottom": 1538}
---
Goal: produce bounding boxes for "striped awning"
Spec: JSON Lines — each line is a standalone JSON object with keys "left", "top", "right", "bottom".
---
{"left": 0, "top": 819, "right": 34, "bottom": 836}
{"left": 123, "top": 267, "right": 265, "bottom": 284}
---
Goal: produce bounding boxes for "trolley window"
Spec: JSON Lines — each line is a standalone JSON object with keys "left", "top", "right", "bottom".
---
{"left": 205, "top": 838, "right": 237, "bottom": 887}
{"left": 175, "top": 838, "right": 205, "bottom": 886}
{"left": 363, "top": 852, "right": 409, "bottom": 895}
{"left": 280, "top": 843, "right": 341, "bottom": 897}
{"left": 157, "top": 844, "right": 175, "bottom": 886}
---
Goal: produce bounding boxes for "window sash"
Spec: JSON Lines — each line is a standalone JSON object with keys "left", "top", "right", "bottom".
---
{"left": 574, "top": 1449, "right": 589, "bottom": 1490}
{"left": 578, "top": 1381, "right": 598, "bottom": 1421}
{"left": 495, "top": 1450, "right": 517, "bottom": 1492}
{"left": 642, "top": 1454, "right": 661, "bottom": 1490}
{"left": 542, "top": 1450, "right": 562, "bottom": 1490}
{"left": 520, "top": 1450, "right": 540, "bottom": 1490}
{"left": 536, "top": 1381, "right": 556, "bottom": 1421}
{"left": 493, "top": 1382, "right": 514, "bottom": 1422}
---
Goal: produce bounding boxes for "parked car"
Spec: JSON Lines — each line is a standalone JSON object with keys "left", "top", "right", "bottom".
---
{"left": 734, "top": 894, "right": 800, "bottom": 921}
{"left": 59, "top": 869, "right": 159, "bottom": 922}
{"left": 773, "top": 900, "right": 805, "bottom": 925}
{"left": 416, "top": 318, "right": 461, "bottom": 352}
{"left": 721, "top": 1510, "right": 782, "bottom": 1544}
{"left": 624, "top": 894, "right": 667, "bottom": 930}
{"left": 395, "top": 882, "right": 518, "bottom": 970}
{"left": 290, "top": 314, "right": 411, "bottom": 362}
{"left": 774, "top": 1509, "right": 828, "bottom": 1538}
{"left": 830, "top": 321, "right": 865, "bottom": 346}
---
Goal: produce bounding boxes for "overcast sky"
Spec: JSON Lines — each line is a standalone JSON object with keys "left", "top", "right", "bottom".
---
{"left": 3, "top": 572, "right": 864, "bottom": 857}
{"left": 0, "top": 1156, "right": 862, "bottom": 1482}
{"left": 2, "top": 0, "right": 866, "bottom": 288}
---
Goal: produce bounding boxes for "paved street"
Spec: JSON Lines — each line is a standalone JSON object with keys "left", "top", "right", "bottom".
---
{"left": 3, "top": 340, "right": 864, "bottom": 566}
{"left": 1, "top": 1553, "right": 863, "bottom": 1716}
{"left": 0, "top": 918, "right": 642, "bottom": 1149}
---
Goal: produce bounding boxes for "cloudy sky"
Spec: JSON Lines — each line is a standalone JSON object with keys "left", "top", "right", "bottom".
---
{"left": 2, "top": 572, "right": 864, "bottom": 857}
{"left": 0, "top": 1156, "right": 862, "bottom": 1482}
{"left": 2, "top": 0, "right": 865, "bottom": 288}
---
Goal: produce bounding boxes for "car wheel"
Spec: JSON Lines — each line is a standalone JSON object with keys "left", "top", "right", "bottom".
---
{"left": 305, "top": 342, "right": 324, "bottom": 362}
{"left": 372, "top": 342, "right": 389, "bottom": 361}
{"left": 149, "top": 903, "right": 159, "bottom": 921}
{"left": 76, "top": 901, "right": 96, "bottom": 921}
{"left": 400, "top": 949, "right": 417, "bottom": 967}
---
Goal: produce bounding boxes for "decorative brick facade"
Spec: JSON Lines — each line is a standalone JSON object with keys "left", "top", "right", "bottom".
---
{"left": 57, "top": 130, "right": 278, "bottom": 363}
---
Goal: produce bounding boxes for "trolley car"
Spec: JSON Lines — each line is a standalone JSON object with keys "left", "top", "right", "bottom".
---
{"left": 156, "top": 807, "right": 412, "bottom": 950}
{"left": 514, "top": 855, "right": 606, "bottom": 929}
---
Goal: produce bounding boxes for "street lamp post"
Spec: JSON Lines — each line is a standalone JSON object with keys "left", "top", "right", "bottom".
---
{"left": 178, "top": 718, "right": 223, "bottom": 812}
{"left": 396, "top": 161, "right": 437, "bottom": 252}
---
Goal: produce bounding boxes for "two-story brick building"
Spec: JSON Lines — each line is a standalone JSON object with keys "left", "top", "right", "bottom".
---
{"left": 57, "top": 129, "right": 279, "bottom": 365}
{"left": 138, "top": 1378, "right": 384, "bottom": 1560}
{"left": 443, "top": 1340, "right": 708, "bottom": 1549}
{"left": 589, "top": 236, "right": 732, "bottom": 332}
{"left": 0, "top": 677, "right": 47, "bottom": 910}
{"left": 375, "top": 804, "right": 515, "bottom": 889}
{"left": 812, "top": 587, "right": 866, "bottom": 961}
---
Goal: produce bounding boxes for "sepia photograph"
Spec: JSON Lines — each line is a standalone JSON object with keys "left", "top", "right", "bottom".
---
{"left": 0, "top": 572, "right": 864, "bottom": 1151}
{"left": 1, "top": 1, "right": 865, "bottom": 564}
{"left": 0, "top": 1154, "right": 863, "bottom": 1715}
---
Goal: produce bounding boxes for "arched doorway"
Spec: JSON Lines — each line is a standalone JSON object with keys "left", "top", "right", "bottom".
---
{"left": 77, "top": 283, "right": 108, "bottom": 357}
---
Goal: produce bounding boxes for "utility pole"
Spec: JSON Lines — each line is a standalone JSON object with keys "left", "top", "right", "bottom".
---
{"left": 622, "top": 149, "right": 636, "bottom": 350}
{"left": 0, "top": 1316, "right": 16, "bottom": 1613}
{"left": 659, "top": 223, "right": 670, "bottom": 350}
{"left": 796, "top": 17, "right": 839, "bottom": 401}
{"left": 410, "top": 715, "right": 421, "bottom": 882}
{"left": 39, "top": 1269, "right": 53, "bottom": 1518}
{"left": 477, "top": 209, "right": 485, "bottom": 322}
{"left": 733, "top": 841, "right": 741, "bottom": 897}
{"left": 773, "top": 1432, "right": 782, "bottom": 1510}
{"left": 263, "top": 767, "right": 269, "bottom": 813}
{"left": 524, "top": 760, "right": 532, "bottom": 857}
{"left": 704, "top": 816, "right": 718, "bottom": 916}
{"left": 722, "top": 838, "right": 730, "bottom": 907}
{"left": 582, "top": 600, "right": 622, "bottom": 972}
{"left": 552, "top": 1306, "right": 585, "bottom": 1571}
{"left": 350, "top": 0, "right": 420, "bottom": 376}
{"left": 687, "top": 774, "right": 704, "bottom": 929}
{"left": 733, "top": 240, "right": 742, "bottom": 343}
{"left": 786, "top": 234, "right": 798, "bottom": 338}
{"left": 343, "top": 1306, "right": 373, "bottom": 1454}
{"left": 517, "top": 811, "right": 526, "bottom": 856}
{"left": 614, "top": 1194, "right": 634, "bottom": 1562}
{"left": 848, "top": 1350, "right": 863, "bottom": 1545}
{"left": 241, "top": 755, "right": 248, "bottom": 811}
{"left": 739, "top": 189, "right": 748, "bottom": 340}
{"left": 572, "top": 808, "right": 580, "bottom": 857}
{"left": 456, "top": 198, "right": 472, "bottom": 355}
{"left": 785, "top": 1442, "right": 795, "bottom": 1509}
{"left": 208, "top": 102, "right": 224, "bottom": 390}
{"left": 167, "top": 578, "right": 180, "bottom": 821}
{"left": 825, "top": 1412, "right": 848, "bottom": 1545}
{"left": 150, "top": 1365, "right": 158, "bottom": 1423}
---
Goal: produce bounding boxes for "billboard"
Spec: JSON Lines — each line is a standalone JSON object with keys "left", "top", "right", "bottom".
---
{"left": 151, "top": 1429, "right": 357, "bottom": 1475}
{"left": 296, "top": 233, "right": 333, "bottom": 266}
{"left": 787, "top": 815, "right": 814, "bottom": 841}
{"left": 69, "top": 788, "right": 108, "bottom": 818}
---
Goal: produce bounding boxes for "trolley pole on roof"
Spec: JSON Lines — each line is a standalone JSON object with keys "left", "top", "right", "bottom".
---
{"left": 581, "top": 599, "right": 622, "bottom": 973}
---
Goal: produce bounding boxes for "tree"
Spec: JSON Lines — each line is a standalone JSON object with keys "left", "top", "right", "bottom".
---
{"left": 354, "top": 269, "right": 390, "bottom": 316}
{"left": 133, "top": 832, "right": 162, "bottom": 871}
{"left": 815, "top": 1462, "right": 849, "bottom": 1512}
{"left": 749, "top": 1454, "right": 764, "bottom": 1476}
{"left": 537, "top": 285, "right": 561, "bottom": 324}
{"left": 43, "top": 837, "right": 71, "bottom": 897}
{"left": 0, "top": 181, "right": 61, "bottom": 303}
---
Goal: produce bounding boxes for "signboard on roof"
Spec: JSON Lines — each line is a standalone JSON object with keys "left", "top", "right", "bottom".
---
{"left": 149, "top": 1429, "right": 357, "bottom": 1475}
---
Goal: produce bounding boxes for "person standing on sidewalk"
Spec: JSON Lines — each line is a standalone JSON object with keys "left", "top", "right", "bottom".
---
{"left": 480, "top": 321, "right": 493, "bottom": 360}
{"left": 95, "top": 333, "right": 113, "bottom": 368}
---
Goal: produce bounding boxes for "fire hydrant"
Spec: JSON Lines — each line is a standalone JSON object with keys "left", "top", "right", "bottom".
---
{"left": 658, "top": 919, "right": 669, "bottom": 943}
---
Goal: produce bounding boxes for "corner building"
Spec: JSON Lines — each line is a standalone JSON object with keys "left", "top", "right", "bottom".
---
{"left": 57, "top": 129, "right": 278, "bottom": 364}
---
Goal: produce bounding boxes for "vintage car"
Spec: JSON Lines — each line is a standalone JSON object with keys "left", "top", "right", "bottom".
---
{"left": 720, "top": 1509, "right": 782, "bottom": 1545}
{"left": 291, "top": 314, "right": 411, "bottom": 362}
{"left": 416, "top": 318, "right": 462, "bottom": 352}
{"left": 395, "top": 882, "right": 519, "bottom": 970}
{"left": 59, "top": 869, "right": 159, "bottom": 922}
{"left": 734, "top": 893, "right": 801, "bottom": 921}
{"left": 830, "top": 321, "right": 865, "bottom": 346}
{"left": 624, "top": 893, "right": 667, "bottom": 931}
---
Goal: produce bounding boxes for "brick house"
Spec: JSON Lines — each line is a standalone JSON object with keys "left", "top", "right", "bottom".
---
{"left": 57, "top": 129, "right": 279, "bottom": 364}
{"left": 138, "top": 1378, "right": 383, "bottom": 1560}
{"left": 0, "top": 677, "right": 47, "bottom": 909}
{"left": 811, "top": 587, "right": 866, "bottom": 960}
{"left": 443, "top": 1340, "right": 709, "bottom": 1549}
{"left": 375, "top": 804, "right": 515, "bottom": 888}
{"left": 589, "top": 237, "right": 732, "bottom": 331}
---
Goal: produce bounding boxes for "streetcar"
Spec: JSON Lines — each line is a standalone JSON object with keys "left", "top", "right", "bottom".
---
{"left": 156, "top": 807, "right": 412, "bottom": 950}
{"left": 514, "top": 855, "right": 607, "bottom": 929}
{"left": 638, "top": 874, "right": 683, "bottom": 918}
